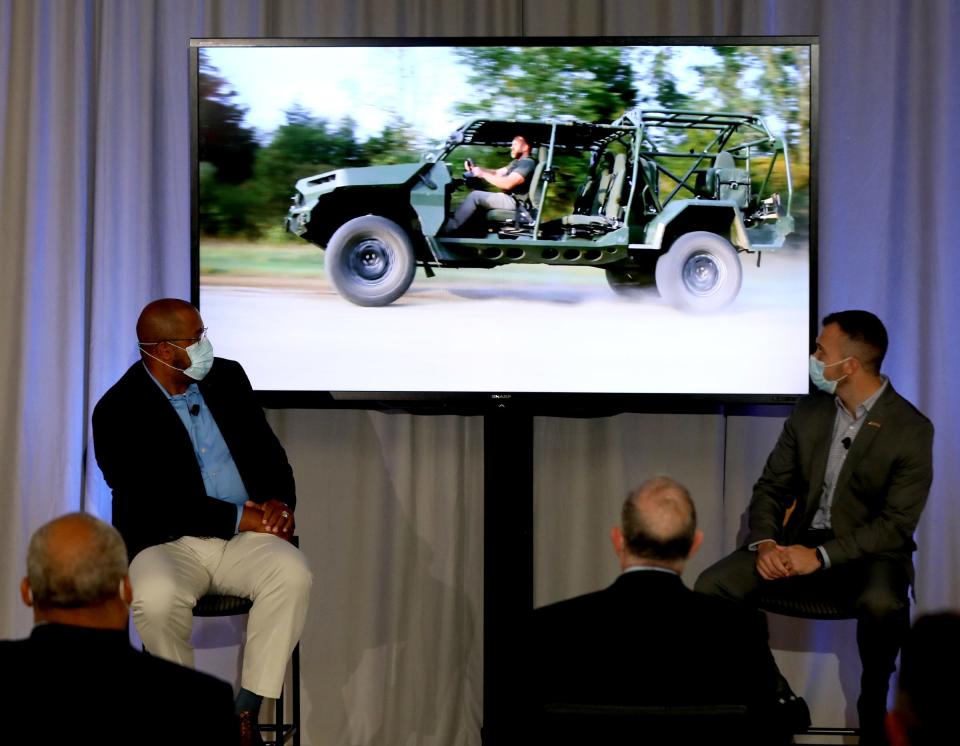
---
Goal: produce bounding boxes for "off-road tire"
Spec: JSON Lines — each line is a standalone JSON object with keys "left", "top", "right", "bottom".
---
{"left": 326, "top": 215, "right": 416, "bottom": 307}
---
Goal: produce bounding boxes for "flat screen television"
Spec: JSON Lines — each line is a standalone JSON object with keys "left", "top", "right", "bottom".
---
{"left": 191, "top": 37, "right": 817, "bottom": 412}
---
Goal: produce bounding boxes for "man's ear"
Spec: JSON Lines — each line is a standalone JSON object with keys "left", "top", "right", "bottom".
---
{"left": 688, "top": 529, "right": 705, "bottom": 559}
{"left": 156, "top": 341, "right": 179, "bottom": 363}
{"left": 20, "top": 577, "right": 33, "bottom": 607}
{"left": 844, "top": 355, "right": 861, "bottom": 377}
{"left": 610, "top": 526, "right": 625, "bottom": 560}
{"left": 120, "top": 575, "right": 133, "bottom": 605}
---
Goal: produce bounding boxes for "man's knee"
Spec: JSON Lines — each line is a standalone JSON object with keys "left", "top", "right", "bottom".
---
{"left": 131, "top": 573, "right": 186, "bottom": 624}
{"left": 694, "top": 550, "right": 757, "bottom": 600}
{"left": 130, "top": 552, "right": 184, "bottom": 623}
{"left": 693, "top": 563, "right": 724, "bottom": 595}
{"left": 857, "top": 587, "right": 907, "bottom": 621}
{"left": 269, "top": 545, "right": 313, "bottom": 598}
{"left": 856, "top": 560, "right": 910, "bottom": 621}
{"left": 285, "top": 553, "right": 313, "bottom": 596}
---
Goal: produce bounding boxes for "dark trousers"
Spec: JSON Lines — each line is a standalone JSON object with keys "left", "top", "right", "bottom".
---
{"left": 694, "top": 542, "right": 910, "bottom": 745}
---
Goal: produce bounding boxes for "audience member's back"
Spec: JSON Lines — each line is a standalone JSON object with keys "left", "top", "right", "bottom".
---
{"left": 2, "top": 626, "right": 236, "bottom": 745}
{"left": 534, "top": 576, "right": 771, "bottom": 708}
{"left": 530, "top": 478, "right": 783, "bottom": 745}
{"left": 0, "top": 512, "right": 236, "bottom": 745}
{"left": 887, "top": 612, "right": 960, "bottom": 746}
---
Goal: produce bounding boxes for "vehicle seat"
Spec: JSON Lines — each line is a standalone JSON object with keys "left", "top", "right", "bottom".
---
{"left": 486, "top": 160, "right": 544, "bottom": 225}
{"left": 561, "top": 153, "right": 627, "bottom": 233}
{"left": 573, "top": 152, "right": 614, "bottom": 215}
{"left": 637, "top": 156, "right": 658, "bottom": 210}
{"left": 706, "top": 151, "right": 750, "bottom": 208}
{"left": 603, "top": 153, "right": 628, "bottom": 221}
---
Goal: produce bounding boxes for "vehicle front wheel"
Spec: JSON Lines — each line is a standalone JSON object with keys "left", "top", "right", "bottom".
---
{"left": 325, "top": 215, "right": 416, "bottom": 306}
{"left": 655, "top": 231, "right": 742, "bottom": 312}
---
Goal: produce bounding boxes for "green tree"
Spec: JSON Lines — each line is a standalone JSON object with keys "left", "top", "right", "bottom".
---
{"left": 363, "top": 118, "right": 420, "bottom": 165}
{"left": 252, "top": 106, "right": 369, "bottom": 227}
{"left": 198, "top": 163, "right": 263, "bottom": 238}
{"left": 648, "top": 49, "right": 694, "bottom": 111}
{"left": 631, "top": 46, "right": 810, "bottom": 195}
{"left": 691, "top": 46, "right": 811, "bottom": 170}
{"left": 197, "top": 52, "right": 259, "bottom": 184}
{"left": 454, "top": 46, "right": 638, "bottom": 123}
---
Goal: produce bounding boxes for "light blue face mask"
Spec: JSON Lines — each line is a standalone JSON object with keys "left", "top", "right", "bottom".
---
{"left": 172, "top": 336, "right": 215, "bottom": 380}
{"left": 809, "top": 354, "right": 850, "bottom": 394}
{"left": 140, "top": 335, "right": 214, "bottom": 381}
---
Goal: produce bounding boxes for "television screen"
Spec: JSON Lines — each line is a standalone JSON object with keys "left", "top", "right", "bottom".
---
{"left": 192, "top": 37, "right": 816, "bottom": 405}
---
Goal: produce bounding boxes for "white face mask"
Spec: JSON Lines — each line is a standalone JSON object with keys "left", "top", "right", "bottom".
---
{"left": 140, "top": 335, "right": 214, "bottom": 381}
{"left": 809, "top": 354, "right": 850, "bottom": 394}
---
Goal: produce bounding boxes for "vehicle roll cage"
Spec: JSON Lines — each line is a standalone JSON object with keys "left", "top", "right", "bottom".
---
{"left": 616, "top": 109, "right": 793, "bottom": 215}
{"left": 437, "top": 108, "right": 791, "bottom": 237}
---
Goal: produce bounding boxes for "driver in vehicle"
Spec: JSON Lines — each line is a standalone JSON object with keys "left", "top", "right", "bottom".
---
{"left": 443, "top": 134, "right": 536, "bottom": 233}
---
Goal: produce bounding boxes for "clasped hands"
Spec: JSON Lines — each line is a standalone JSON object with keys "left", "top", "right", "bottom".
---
{"left": 756, "top": 541, "right": 820, "bottom": 580}
{"left": 239, "top": 498, "right": 294, "bottom": 541}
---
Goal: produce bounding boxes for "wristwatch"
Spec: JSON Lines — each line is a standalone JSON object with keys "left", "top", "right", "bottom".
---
{"left": 814, "top": 546, "right": 826, "bottom": 570}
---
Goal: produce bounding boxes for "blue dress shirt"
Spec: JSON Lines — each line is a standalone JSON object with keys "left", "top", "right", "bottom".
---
{"left": 145, "top": 365, "right": 248, "bottom": 531}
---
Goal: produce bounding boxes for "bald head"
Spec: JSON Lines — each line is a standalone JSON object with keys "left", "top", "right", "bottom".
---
{"left": 135, "top": 299, "right": 207, "bottom": 394}
{"left": 136, "top": 298, "right": 201, "bottom": 344}
{"left": 25, "top": 513, "right": 128, "bottom": 610}
{"left": 620, "top": 477, "right": 698, "bottom": 563}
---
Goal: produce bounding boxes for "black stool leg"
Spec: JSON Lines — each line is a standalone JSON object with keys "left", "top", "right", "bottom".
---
{"left": 293, "top": 641, "right": 301, "bottom": 746}
{"left": 275, "top": 686, "right": 284, "bottom": 746}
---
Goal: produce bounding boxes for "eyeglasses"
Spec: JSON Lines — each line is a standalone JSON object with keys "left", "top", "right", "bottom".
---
{"left": 140, "top": 327, "right": 208, "bottom": 346}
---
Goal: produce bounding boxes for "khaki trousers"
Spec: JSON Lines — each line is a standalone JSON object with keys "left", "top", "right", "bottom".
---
{"left": 129, "top": 532, "right": 312, "bottom": 698}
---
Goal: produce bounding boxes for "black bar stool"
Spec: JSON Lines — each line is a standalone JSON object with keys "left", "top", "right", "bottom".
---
{"left": 193, "top": 594, "right": 301, "bottom": 746}
{"left": 756, "top": 587, "right": 861, "bottom": 741}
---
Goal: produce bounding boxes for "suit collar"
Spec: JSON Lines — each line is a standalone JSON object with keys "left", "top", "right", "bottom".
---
{"left": 30, "top": 623, "right": 131, "bottom": 648}
{"left": 611, "top": 568, "right": 687, "bottom": 593}
{"left": 806, "top": 394, "right": 838, "bottom": 509}
{"left": 124, "top": 361, "right": 204, "bottom": 461}
{"left": 832, "top": 382, "right": 897, "bottom": 500}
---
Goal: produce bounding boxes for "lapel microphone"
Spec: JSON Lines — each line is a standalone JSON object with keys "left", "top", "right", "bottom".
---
{"left": 189, "top": 404, "right": 200, "bottom": 416}
{"left": 841, "top": 436, "right": 852, "bottom": 450}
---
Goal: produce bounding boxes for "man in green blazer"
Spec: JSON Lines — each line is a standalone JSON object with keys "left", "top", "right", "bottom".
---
{"left": 696, "top": 310, "right": 934, "bottom": 746}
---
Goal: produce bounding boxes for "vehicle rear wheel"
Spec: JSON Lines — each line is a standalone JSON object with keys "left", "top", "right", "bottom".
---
{"left": 326, "top": 215, "right": 416, "bottom": 306}
{"left": 655, "top": 231, "right": 742, "bottom": 311}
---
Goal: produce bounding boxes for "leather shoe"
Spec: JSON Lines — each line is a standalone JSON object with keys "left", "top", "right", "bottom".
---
{"left": 238, "top": 710, "right": 265, "bottom": 746}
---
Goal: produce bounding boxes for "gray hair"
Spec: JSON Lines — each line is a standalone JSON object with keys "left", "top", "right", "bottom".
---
{"left": 26, "top": 512, "right": 128, "bottom": 608}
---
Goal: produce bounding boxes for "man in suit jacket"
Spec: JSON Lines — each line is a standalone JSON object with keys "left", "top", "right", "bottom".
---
{"left": 695, "top": 310, "right": 934, "bottom": 746}
{"left": 533, "top": 477, "right": 787, "bottom": 745}
{"left": 92, "top": 298, "right": 312, "bottom": 742}
{"left": 0, "top": 513, "right": 237, "bottom": 745}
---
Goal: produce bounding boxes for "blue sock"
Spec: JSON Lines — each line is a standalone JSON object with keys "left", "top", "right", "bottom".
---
{"left": 235, "top": 688, "right": 264, "bottom": 715}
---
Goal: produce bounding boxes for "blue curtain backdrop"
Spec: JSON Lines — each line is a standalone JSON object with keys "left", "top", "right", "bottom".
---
{"left": 2, "top": 1, "right": 958, "bottom": 743}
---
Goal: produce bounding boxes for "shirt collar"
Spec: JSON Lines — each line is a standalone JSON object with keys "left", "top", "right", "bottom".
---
{"left": 142, "top": 362, "right": 198, "bottom": 401}
{"left": 835, "top": 375, "right": 888, "bottom": 418}
{"left": 622, "top": 565, "right": 678, "bottom": 576}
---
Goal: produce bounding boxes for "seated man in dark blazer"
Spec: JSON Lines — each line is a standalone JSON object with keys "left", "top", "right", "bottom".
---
{"left": 92, "top": 298, "right": 312, "bottom": 741}
{"left": 0, "top": 512, "right": 237, "bottom": 745}
{"left": 532, "top": 477, "right": 786, "bottom": 745}
{"left": 695, "top": 310, "right": 934, "bottom": 746}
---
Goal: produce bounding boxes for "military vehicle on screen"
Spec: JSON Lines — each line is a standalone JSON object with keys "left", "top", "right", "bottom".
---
{"left": 285, "top": 108, "right": 795, "bottom": 310}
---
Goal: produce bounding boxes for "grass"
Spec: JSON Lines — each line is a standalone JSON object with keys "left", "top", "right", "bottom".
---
{"left": 200, "top": 238, "right": 325, "bottom": 278}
